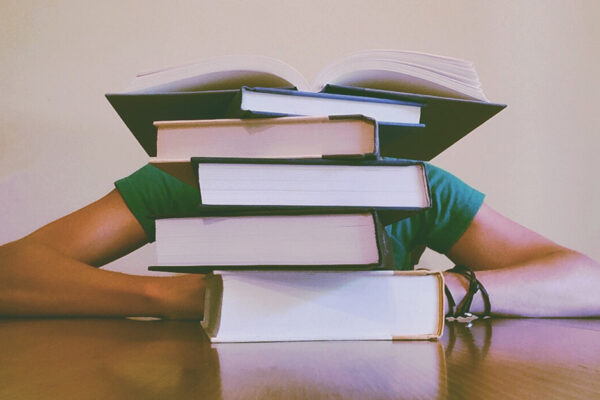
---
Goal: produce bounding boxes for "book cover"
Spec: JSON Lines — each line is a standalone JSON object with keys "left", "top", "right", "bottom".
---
{"left": 106, "top": 90, "right": 239, "bottom": 156}
{"left": 324, "top": 84, "right": 506, "bottom": 161}
{"left": 106, "top": 88, "right": 496, "bottom": 161}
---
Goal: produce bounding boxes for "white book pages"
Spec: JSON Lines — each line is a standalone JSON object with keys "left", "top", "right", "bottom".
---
{"left": 203, "top": 270, "right": 443, "bottom": 342}
{"left": 124, "top": 50, "right": 486, "bottom": 100}
{"left": 154, "top": 116, "right": 376, "bottom": 159}
{"left": 127, "top": 55, "right": 307, "bottom": 93}
{"left": 197, "top": 163, "right": 429, "bottom": 208}
{"left": 240, "top": 90, "right": 422, "bottom": 125}
{"left": 155, "top": 213, "right": 379, "bottom": 266}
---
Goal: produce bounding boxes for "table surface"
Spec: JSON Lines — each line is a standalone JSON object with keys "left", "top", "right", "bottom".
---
{"left": 1, "top": 317, "right": 599, "bottom": 400}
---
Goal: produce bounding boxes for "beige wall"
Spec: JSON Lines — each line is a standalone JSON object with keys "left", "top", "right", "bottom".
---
{"left": 1, "top": 0, "right": 599, "bottom": 274}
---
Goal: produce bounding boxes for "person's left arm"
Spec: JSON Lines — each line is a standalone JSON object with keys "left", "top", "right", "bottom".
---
{"left": 443, "top": 203, "right": 600, "bottom": 317}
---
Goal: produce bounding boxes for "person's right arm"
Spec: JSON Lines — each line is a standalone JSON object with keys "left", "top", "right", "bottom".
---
{"left": 0, "top": 189, "right": 206, "bottom": 319}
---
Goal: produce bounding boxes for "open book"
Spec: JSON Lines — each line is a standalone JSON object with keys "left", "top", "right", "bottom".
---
{"left": 125, "top": 49, "right": 488, "bottom": 101}
{"left": 108, "top": 50, "right": 504, "bottom": 159}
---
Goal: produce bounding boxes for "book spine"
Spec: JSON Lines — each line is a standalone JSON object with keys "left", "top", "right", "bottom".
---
{"left": 191, "top": 156, "right": 425, "bottom": 166}
{"left": 373, "top": 211, "right": 394, "bottom": 269}
{"left": 224, "top": 90, "right": 244, "bottom": 118}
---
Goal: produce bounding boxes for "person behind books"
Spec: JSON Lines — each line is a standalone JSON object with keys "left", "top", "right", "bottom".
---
{"left": 1, "top": 163, "right": 599, "bottom": 319}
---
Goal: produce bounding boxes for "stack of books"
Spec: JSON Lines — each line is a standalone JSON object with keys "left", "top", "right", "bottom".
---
{"left": 107, "top": 50, "right": 505, "bottom": 342}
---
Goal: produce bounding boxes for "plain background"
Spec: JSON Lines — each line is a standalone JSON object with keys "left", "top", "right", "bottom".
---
{"left": 1, "top": 0, "right": 598, "bottom": 275}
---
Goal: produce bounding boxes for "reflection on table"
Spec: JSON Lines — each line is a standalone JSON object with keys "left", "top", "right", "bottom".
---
{"left": 1, "top": 317, "right": 599, "bottom": 399}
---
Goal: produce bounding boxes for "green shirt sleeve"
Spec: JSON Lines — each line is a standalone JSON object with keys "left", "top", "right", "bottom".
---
{"left": 114, "top": 164, "right": 200, "bottom": 242}
{"left": 385, "top": 163, "right": 485, "bottom": 269}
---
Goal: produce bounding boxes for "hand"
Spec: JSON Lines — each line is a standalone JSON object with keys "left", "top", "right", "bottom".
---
{"left": 147, "top": 274, "right": 207, "bottom": 320}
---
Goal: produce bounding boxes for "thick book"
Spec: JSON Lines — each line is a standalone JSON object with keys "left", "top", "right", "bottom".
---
{"left": 106, "top": 50, "right": 504, "bottom": 159}
{"left": 201, "top": 269, "right": 445, "bottom": 342}
{"left": 148, "top": 211, "right": 393, "bottom": 272}
{"left": 122, "top": 50, "right": 487, "bottom": 100}
{"left": 192, "top": 157, "right": 429, "bottom": 208}
{"left": 190, "top": 157, "right": 430, "bottom": 224}
{"left": 152, "top": 115, "right": 421, "bottom": 160}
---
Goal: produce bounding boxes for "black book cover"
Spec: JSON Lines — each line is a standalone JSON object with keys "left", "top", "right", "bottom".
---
{"left": 323, "top": 84, "right": 506, "bottom": 161}
{"left": 107, "top": 86, "right": 504, "bottom": 160}
{"left": 106, "top": 89, "right": 424, "bottom": 158}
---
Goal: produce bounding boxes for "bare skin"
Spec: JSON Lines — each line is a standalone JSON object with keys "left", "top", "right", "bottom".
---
{"left": 0, "top": 190, "right": 205, "bottom": 319}
{"left": 444, "top": 204, "right": 600, "bottom": 317}
{"left": 1, "top": 189, "right": 599, "bottom": 319}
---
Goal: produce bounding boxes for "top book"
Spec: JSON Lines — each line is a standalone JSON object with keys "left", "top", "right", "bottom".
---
{"left": 124, "top": 49, "right": 488, "bottom": 101}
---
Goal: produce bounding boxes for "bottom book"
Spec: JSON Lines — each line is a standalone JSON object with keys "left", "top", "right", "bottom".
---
{"left": 202, "top": 270, "right": 445, "bottom": 342}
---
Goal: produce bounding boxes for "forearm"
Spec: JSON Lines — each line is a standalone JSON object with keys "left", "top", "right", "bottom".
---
{"left": 444, "top": 250, "right": 600, "bottom": 317}
{"left": 0, "top": 240, "right": 204, "bottom": 319}
{"left": 0, "top": 240, "right": 157, "bottom": 317}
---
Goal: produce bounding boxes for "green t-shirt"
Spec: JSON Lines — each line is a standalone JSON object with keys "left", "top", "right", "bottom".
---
{"left": 115, "top": 163, "right": 484, "bottom": 270}
{"left": 384, "top": 163, "right": 484, "bottom": 269}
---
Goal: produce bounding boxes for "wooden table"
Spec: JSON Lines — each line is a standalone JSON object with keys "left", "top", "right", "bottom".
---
{"left": 1, "top": 317, "right": 599, "bottom": 399}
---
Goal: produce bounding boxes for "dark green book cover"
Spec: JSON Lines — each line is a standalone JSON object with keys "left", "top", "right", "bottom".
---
{"left": 106, "top": 87, "right": 503, "bottom": 160}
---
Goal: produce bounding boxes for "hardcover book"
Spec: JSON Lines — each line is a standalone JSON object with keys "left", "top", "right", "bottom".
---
{"left": 149, "top": 211, "right": 393, "bottom": 272}
{"left": 226, "top": 86, "right": 423, "bottom": 125}
{"left": 106, "top": 50, "right": 504, "bottom": 160}
{"left": 152, "top": 115, "right": 422, "bottom": 160}
{"left": 201, "top": 269, "right": 445, "bottom": 342}
{"left": 190, "top": 157, "right": 430, "bottom": 225}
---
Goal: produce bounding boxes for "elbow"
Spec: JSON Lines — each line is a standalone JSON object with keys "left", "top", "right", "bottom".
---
{"left": 0, "top": 240, "right": 14, "bottom": 267}
{"left": 556, "top": 248, "right": 600, "bottom": 280}
{"left": 0, "top": 239, "right": 34, "bottom": 270}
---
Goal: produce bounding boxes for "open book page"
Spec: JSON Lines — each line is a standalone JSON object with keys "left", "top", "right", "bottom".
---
{"left": 126, "top": 55, "right": 308, "bottom": 93}
{"left": 314, "top": 50, "right": 486, "bottom": 100}
{"left": 123, "top": 50, "right": 487, "bottom": 100}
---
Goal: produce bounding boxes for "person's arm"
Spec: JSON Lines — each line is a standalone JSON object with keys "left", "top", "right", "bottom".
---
{"left": 443, "top": 203, "right": 600, "bottom": 317}
{"left": 0, "top": 189, "right": 206, "bottom": 319}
